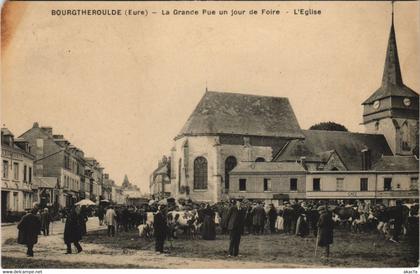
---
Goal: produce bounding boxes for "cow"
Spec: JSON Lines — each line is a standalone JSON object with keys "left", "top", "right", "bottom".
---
{"left": 167, "top": 210, "right": 200, "bottom": 239}
{"left": 333, "top": 206, "right": 358, "bottom": 230}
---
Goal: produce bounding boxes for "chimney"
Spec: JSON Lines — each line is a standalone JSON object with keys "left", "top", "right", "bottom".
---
{"left": 33, "top": 122, "right": 39, "bottom": 128}
{"left": 41, "top": 127, "right": 53, "bottom": 136}
{"left": 361, "top": 148, "right": 372, "bottom": 170}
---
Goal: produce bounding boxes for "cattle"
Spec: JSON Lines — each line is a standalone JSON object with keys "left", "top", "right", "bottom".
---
{"left": 167, "top": 210, "right": 200, "bottom": 239}
{"left": 333, "top": 206, "right": 358, "bottom": 230}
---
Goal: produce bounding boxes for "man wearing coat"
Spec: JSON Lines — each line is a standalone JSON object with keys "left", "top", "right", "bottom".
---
{"left": 40, "top": 208, "right": 51, "bottom": 236}
{"left": 153, "top": 205, "right": 167, "bottom": 254}
{"left": 317, "top": 206, "right": 334, "bottom": 258}
{"left": 268, "top": 204, "right": 278, "bottom": 234}
{"left": 64, "top": 206, "right": 83, "bottom": 254}
{"left": 226, "top": 200, "right": 246, "bottom": 257}
{"left": 17, "top": 208, "right": 41, "bottom": 257}
{"left": 252, "top": 203, "right": 266, "bottom": 235}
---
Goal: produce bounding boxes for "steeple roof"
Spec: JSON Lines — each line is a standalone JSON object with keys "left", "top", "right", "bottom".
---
{"left": 363, "top": 7, "right": 418, "bottom": 105}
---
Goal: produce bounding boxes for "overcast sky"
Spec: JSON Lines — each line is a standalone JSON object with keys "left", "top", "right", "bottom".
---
{"left": 2, "top": 1, "right": 419, "bottom": 193}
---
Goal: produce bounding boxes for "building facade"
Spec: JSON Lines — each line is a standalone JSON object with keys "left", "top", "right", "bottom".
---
{"left": 1, "top": 128, "right": 35, "bottom": 221}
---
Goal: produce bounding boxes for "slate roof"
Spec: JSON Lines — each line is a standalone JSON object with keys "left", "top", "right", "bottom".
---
{"left": 363, "top": 21, "right": 418, "bottom": 104}
{"left": 373, "top": 155, "right": 419, "bottom": 171}
{"left": 32, "top": 177, "right": 58, "bottom": 189}
{"left": 177, "top": 91, "right": 304, "bottom": 139}
{"left": 275, "top": 130, "right": 393, "bottom": 170}
{"left": 230, "top": 161, "right": 306, "bottom": 174}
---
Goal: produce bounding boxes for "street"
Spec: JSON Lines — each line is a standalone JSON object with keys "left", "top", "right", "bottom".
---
{"left": 2, "top": 221, "right": 418, "bottom": 268}
{"left": 1, "top": 217, "right": 102, "bottom": 245}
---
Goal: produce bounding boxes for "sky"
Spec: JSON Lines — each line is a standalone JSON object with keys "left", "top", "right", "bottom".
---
{"left": 2, "top": 1, "right": 419, "bottom": 193}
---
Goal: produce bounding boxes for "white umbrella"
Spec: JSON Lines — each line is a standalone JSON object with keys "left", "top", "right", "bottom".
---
{"left": 75, "top": 199, "right": 95, "bottom": 206}
{"left": 100, "top": 199, "right": 110, "bottom": 203}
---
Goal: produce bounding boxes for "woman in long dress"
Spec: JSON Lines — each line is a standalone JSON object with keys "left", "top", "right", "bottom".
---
{"left": 201, "top": 205, "right": 216, "bottom": 240}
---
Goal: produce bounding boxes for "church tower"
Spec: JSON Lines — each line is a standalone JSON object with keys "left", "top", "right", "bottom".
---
{"left": 362, "top": 2, "right": 419, "bottom": 156}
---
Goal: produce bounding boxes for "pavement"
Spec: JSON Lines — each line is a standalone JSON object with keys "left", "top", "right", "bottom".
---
{"left": 1, "top": 217, "right": 104, "bottom": 244}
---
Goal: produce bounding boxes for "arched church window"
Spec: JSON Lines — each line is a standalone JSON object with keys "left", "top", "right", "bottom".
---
{"left": 401, "top": 121, "right": 410, "bottom": 151}
{"left": 193, "top": 157, "right": 207, "bottom": 190}
{"left": 375, "top": 121, "right": 380, "bottom": 131}
{"left": 225, "top": 156, "right": 237, "bottom": 190}
{"left": 255, "top": 157, "right": 265, "bottom": 162}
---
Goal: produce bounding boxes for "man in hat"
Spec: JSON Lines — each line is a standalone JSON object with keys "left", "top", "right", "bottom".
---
{"left": 17, "top": 208, "right": 41, "bottom": 257}
{"left": 317, "top": 205, "right": 334, "bottom": 258}
{"left": 226, "top": 199, "right": 246, "bottom": 257}
{"left": 153, "top": 204, "right": 167, "bottom": 254}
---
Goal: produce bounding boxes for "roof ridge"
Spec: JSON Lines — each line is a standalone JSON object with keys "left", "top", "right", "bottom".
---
{"left": 304, "top": 129, "right": 387, "bottom": 137}
{"left": 206, "top": 90, "right": 290, "bottom": 100}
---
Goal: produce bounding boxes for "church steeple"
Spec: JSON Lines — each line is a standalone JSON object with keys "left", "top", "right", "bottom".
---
{"left": 362, "top": 1, "right": 419, "bottom": 156}
{"left": 382, "top": 1, "right": 403, "bottom": 87}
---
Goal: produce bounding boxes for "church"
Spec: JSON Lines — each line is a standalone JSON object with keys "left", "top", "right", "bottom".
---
{"left": 150, "top": 7, "right": 419, "bottom": 205}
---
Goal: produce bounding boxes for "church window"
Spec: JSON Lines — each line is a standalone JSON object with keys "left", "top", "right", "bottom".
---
{"left": 255, "top": 157, "right": 265, "bottom": 162}
{"left": 193, "top": 157, "right": 207, "bottom": 190}
{"left": 225, "top": 156, "right": 237, "bottom": 190}
{"left": 401, "top": 122, "right": 410, "bottom": 151}
{"left": 375, "top": 121, "right": 380, "bottom": 131}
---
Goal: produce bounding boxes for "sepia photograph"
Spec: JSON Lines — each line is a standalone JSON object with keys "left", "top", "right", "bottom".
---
{"left": 1, "top": 0, "right": 419, "bottom": 271}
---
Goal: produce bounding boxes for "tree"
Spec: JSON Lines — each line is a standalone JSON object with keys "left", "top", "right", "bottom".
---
{"left": 309, "top": 121, "right": 348, "bottom": 132}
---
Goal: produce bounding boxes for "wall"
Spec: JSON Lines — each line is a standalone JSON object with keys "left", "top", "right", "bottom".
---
{"left": 306, "top": 172, "right": 418, "bottom": 200}
{"left": 170, "top": 135, "right": 279, "bottom": 203}
{"left": 229, "top": 173, "right": 306, "bottom": 200}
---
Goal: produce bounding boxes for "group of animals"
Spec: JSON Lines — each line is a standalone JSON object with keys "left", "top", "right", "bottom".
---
{"left": 136, "top": 203, "right": 419, "bottom": 241}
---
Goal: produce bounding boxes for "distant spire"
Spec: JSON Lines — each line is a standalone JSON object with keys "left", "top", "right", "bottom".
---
{"left": 122, "top": 174, "right": 131, "bottom": 188}
{"left": 391, "top": 0, "right": 394, "bottom": 25}
{"left": 382, "top": 0, "right": 403, "bottom": 87}
{"left": 205, "top": 81, "right": 208, "bottom": 92}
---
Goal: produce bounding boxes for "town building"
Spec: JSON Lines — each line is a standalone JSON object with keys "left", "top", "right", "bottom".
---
{"left": 84, "top": 157, "right": 104, "bottom": 202}
{"left": 102, "top": 173, "right": 114, "bottom": 201}
{"left": 151, "top": 7, "right": 418, "bottom": 205}
{"left": 1, "top": 128, "right": 35, "bottom": 221}
{"left": 150, "top": 156, "right": 171, "bottom": 200}
{"left": 19, "top": 123, "right": 83, "bottom": 208}
{"left": 32, "top": 177, "right": 59, "bottom": 209}
{"left": 111, "top": 184, "right": 126, "bottom": 205}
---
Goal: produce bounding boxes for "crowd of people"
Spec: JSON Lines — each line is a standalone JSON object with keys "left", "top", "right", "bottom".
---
{"left": 15, "top": 198, "right": 419, "bottom": 259}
